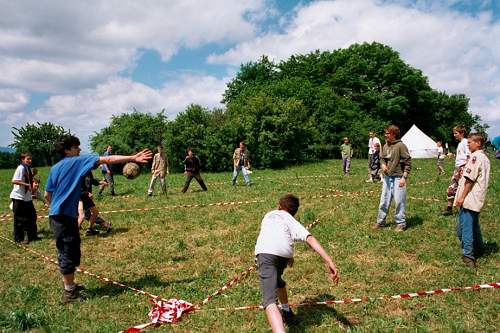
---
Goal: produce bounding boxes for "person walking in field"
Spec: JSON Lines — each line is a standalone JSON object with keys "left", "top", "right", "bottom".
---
{"left": 441, "top": 125, "right": 470, "bottom": 216}
{"left": 98, "top": 144, "right": 115, "bottom": 196}
{"left": 232, "top": 141, "right": 251, "bottom": 186}
{"left": 340, "top": 137, "right": 353, "bottom": 176}
{"left": 454, "top": 133, "right": 490, "bottom": 268}
{"left": 255, "top": 194, "right": 339, "bottom": 332}
{"left": 45, "top": 135, "right": 151, "bottom": 304}
{"left": 436, "top": 141, "right": 445, "bottom": 175}
{"left": 373, "top": 124, "right": 411, "bottom": 232}
{"left": 181, "top": 148, "right": 207, "bottom": 193}
{"left": 367, "top": 131, "right": 381, "bottom": 181}
{"left": 148, "top": 143, "right": 169, "bottom": 196}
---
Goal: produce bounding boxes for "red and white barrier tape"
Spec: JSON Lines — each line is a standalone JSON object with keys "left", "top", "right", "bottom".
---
{"left": 121, "top": 298, "right": 196, "bottom": 333}
{"left": 0, "top": 235, "right": 166, "bottom": 301}
{"left": 0, "top": 199, "right": 265, "bottom": 222}
{"left": 208, "top": 282, "right": 500, "bottom": 311}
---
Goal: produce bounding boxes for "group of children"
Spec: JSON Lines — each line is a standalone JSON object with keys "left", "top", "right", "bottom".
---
{"left": 7, "top": 127, "right": 492, "bottom": 331}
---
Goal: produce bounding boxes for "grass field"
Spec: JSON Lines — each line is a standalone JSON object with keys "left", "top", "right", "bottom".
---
{"left": 0, "top": 158, "right": 498, "bottom": 332}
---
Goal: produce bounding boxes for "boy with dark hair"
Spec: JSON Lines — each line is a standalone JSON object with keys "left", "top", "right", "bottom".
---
{"left": 78, "top": 170, "right": 111, "bottom": 236}
{"left": 10, "top": 152, "right": 39, "bottom": 244}
{"left": 454, "top": 133, "right": 490, "bottom": 268}
{"left": 373, "top": 124, "right": 412, "bottom": 232}
{"left": 366, "top": 143, "right": 381, "bottom": 182}
{"left": 255, "top": 194, "right": 339, "bottom": 332}
{"left": 181, "top": 148, "right": 207, "bottom": 193}
{"left": 45, "top": 135, "right": 151, "bottom": 304}
{"left": 442, "top": 125, "right": 470, "bottom": 216}
{"left": 232, "top": 141, "right": 251, "bottom": 186}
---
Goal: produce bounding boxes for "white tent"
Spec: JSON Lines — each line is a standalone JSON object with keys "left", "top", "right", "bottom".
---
{"left": 401, "top": 125, "right": 438, "bottom": 158}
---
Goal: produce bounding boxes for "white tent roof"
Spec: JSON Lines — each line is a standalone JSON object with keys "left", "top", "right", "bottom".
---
{"left": 401, "top": 125, "right": 438, "bottom": 159}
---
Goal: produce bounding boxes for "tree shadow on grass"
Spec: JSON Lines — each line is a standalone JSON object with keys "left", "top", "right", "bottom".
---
{"left": 86, "top": 274, "right": 198, "bottom": 299}
{"left": 405, "top": 215, "right": 423, "bottom": 230}
{"left": 289, "top": 294, "right": 359, "bottom": 332}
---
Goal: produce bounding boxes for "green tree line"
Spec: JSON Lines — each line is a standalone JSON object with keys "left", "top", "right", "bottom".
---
{"left": 4, "top": 42, "right": 485, "bottom": 171}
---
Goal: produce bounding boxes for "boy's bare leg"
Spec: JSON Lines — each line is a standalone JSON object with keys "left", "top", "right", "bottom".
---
{"left": 89, "top": 207, "right": 99, "bottom": 229}
{"left": 265, "top": 304, "right": 286, "bottom": 333}
{"left": 277, "top": 287, "right": 288, "bottom": 304}
{"left": 63, "top": 273, "right": 75, "bottom": 288}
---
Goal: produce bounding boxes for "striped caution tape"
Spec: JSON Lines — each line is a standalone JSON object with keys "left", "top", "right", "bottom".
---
{"left": 0, "top": 199, "right": 265, "bottom": 222}
{"left": 207, "top": 282, "right": 500, "bottom": 311}
{"left": 0, "top": 235, "right": 168, "bottom": 301}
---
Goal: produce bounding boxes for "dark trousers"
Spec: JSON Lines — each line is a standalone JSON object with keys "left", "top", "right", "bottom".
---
{"left": 12, "top": 199, "right": 37, "bottom": 242}
{"left": 182, "top": 173, "right": 207, "bottom": 192}
{"left": 50, "top": 215, "right": 81, "bottom": 275}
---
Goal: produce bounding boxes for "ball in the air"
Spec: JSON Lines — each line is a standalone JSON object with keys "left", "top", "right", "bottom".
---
{"left": 123, "top": 162, "right": 140, "bottom": 179}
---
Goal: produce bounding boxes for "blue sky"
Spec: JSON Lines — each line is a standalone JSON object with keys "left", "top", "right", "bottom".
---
{"left": 0, "top": 0, "right": 499, "bottom": 150}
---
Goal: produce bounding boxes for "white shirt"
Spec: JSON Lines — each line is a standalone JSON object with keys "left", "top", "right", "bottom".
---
{"left": 368, "top": 137, "right": 381, "bottom": 155}
{"left": 455, "top": 138, "right": 470, "bottom": 167}
{"left": 255, "top": 210, "right": 310, "bottom": 258}
{"left": 10, "top": 165, "right": 33, "bottom": 201}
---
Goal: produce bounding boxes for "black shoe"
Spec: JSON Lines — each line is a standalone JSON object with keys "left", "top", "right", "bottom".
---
{"left": 462, "top": 256, "right": 476, "bottom": 268}
{"left": 148, "top": 192, "right": 152, "bottom": 197}
{"left": 280, "top": 309, "right": 300, "bottom": 326}
{"left": 85, "top": 228, "right": 100, "bottom": 236}
{"left": 441, "top": 208, "right": 453, "bottom": 216}
{"left": 62, "top": 288, "right": 86, "bottom": 304}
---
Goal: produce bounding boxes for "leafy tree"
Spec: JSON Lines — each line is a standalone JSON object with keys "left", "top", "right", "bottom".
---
{"left": 10, "top": 122, "right": 70, "bottom": 166}
{"left": 0, "top": 151, "right": 18, "bottom": 169}
{"left": 90, "top": 110, "right": 168, "bottom": 154}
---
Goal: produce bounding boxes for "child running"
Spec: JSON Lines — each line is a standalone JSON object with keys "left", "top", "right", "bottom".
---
{"left": 255, "top": 194, "right": 339, "bottom": 332}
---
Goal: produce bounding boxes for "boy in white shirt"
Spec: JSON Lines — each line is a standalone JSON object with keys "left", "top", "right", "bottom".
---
{"left": 255, "top": 194, "right": 339, "bottom": 333}
{"left": 442, "top": 125, "right": 470, "bottom": 216}
{"left": 10, "top": 152, "right": 39, "bottom": 244}
{"left": 454, "top": 133, "right": 490, "bottom": 268}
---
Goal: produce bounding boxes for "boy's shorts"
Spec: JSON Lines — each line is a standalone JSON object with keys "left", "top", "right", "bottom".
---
{"left": 256, "top": 253, "right": 290, "bottom": 309}
{"left": 437, "top": 159, "right": 444, "bottom": 167}
{"left": 50, "top": 215, "right": 81, "bottom": 275}
{"left": 80, "top": 194, "right": 96, "bottom": 211}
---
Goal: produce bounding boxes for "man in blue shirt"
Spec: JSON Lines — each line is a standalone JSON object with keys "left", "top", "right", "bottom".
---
{"left": 98, "top": 144, "right": 115, "bottom": 196}
{"left": 45, "top": 135, "right": 152, "bottom": 304}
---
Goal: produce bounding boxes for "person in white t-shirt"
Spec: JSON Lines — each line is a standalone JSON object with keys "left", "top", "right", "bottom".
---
{"left": 436, "top": 141, "right": 445, "bottom": 175}
{"left": 442, "top": 125, "right": 470, "bottom": 216}
{"left": 10, "top": 152, "right": 39, "bottom": 244}
{"left": 367, "top": 131, "right": 381, "bottom": 181}
{"left": 255, "top": 194, "right": 339, "bottom": 332}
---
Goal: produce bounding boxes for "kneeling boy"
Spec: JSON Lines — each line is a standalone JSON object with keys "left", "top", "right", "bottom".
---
{"left": 255, "top": 194, "right": 339, "bottom": 333}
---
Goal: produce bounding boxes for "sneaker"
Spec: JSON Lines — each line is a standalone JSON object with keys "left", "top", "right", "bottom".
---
{"left": 148, "top": 192, "right": 152, "bottom": 197}
{"left": 365, "top": 179, "right": 373, "bottom": 183}
{"left": 280, "top": 309, "right": 300, "bottom": 326}
{"left": 394, "top": 224, "right": 406, "bottom": 232}
{"left": 441, "top": 208, "right": 453, "bottom": 216}
{"left": 85, "top": 228, "right": 100, "bottom": 236}
{"left": 462, "top": 256, "right": 476, "bottom": 268}
{"left": 62, "top": 287, "right": 86, "bottom": 304}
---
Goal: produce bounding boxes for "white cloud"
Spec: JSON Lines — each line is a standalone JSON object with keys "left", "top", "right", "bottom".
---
{"left": 0, "top": 0, "right": 268, "bottom": 93}
{"left": 22, "top": 75, "right": 228, "bottom": 150}
{"left": 207, "top": 0, "right": 500, "bottom": 136}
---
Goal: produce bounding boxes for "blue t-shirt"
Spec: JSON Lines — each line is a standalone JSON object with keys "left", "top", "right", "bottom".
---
{"left": 46, "top": 154, "right": 100, "bottom": 218}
